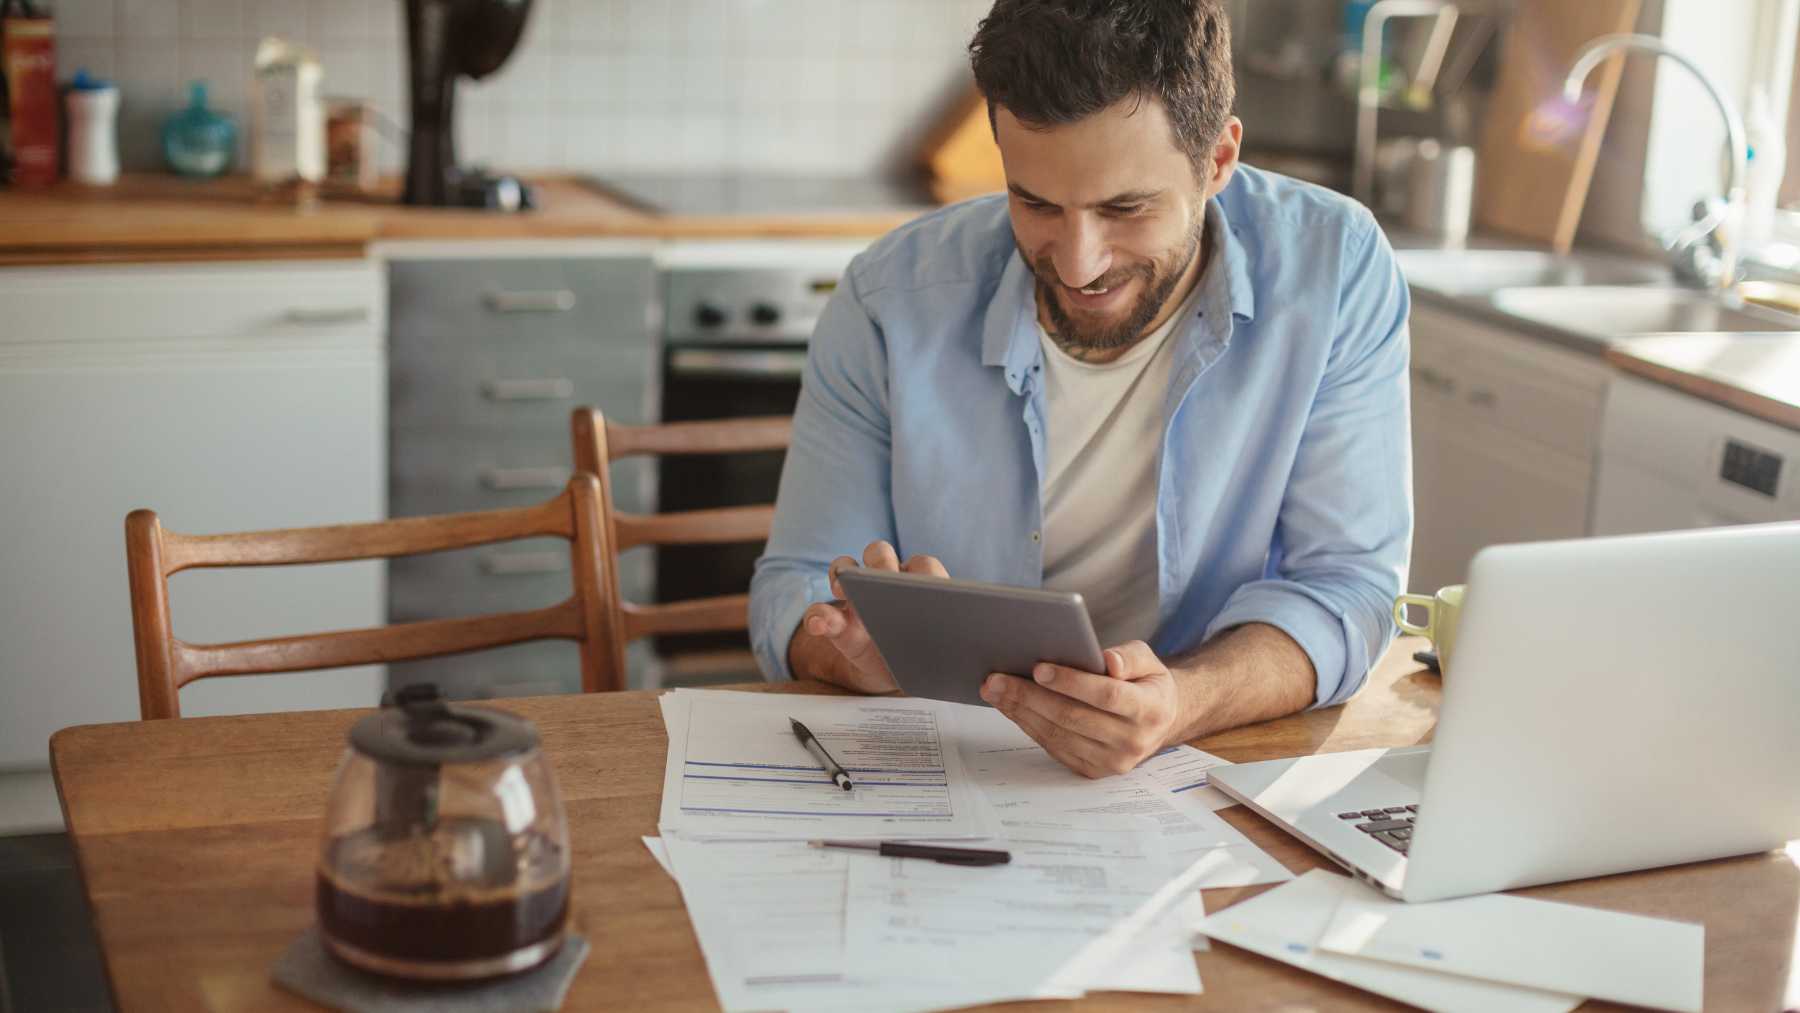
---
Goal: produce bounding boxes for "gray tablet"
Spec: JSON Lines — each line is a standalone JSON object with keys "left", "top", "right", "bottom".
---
{"left": 835, "top": 568, "right": 1106, "bottom": 708}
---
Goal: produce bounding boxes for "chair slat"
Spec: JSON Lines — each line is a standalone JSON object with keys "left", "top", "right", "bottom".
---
{"left": 127, "top": 475, "right": 618, "bottom": 719}
{"left": 172, "top": 600, "right": 585, "bottom": 686}
{"left": 604, "top": 417, "right": 791, "bottom": 459}
{"left": 621, "top": 596, "right": 752, "bottom": 641}
{"left": 162, "top": 495, "right": 576, "bottom": 574}
{"left": 613, "top": 505, "right": 774, "bottom": 552}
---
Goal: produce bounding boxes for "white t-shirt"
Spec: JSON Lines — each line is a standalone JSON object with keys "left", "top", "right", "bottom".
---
{"left": 1037, "top": 279, "right": 1205, "bottom": 649}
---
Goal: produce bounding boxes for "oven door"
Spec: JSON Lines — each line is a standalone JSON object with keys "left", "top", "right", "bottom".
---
{"left": 654, "top": 344, "right": 807, "bottom": 660}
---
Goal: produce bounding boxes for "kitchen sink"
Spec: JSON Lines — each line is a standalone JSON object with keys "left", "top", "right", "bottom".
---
{"left": 1487, "top": 286, "right": 1800, "bottom": 338}
{"left": 1395, "top": 249, "right": 1669, "bottom": 296}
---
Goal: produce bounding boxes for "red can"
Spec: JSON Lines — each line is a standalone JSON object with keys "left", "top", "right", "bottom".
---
{"left": 2, "top": 15, "right": 59, "bottom": 186}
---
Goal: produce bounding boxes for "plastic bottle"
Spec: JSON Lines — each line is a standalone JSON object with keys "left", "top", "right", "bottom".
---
{"left": 65, "top": 69, "right": 118, "bottom": 185}
{"left": 162, "top": 81, "right": 237, "bottom": 177}
{"left": 1742, "top": 86, "right": 1786, "bottom": 252}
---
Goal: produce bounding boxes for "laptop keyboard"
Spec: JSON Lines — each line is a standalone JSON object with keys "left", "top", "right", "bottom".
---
{"left": 1336, "top": 805, "right": 1418, "bottom": 854}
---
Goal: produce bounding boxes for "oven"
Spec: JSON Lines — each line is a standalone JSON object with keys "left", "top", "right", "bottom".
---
{"left": 652, "top": 244, "right": 867, "bottom": 671}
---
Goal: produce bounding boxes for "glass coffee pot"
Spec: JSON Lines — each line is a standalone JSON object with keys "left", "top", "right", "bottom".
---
{"left": 315, "top": 685, "right": 571, "bottom": 980}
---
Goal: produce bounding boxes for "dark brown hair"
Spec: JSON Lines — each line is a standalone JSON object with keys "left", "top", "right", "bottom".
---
{"left": 969, "top": 0, "right": 1235, "bottom": 167}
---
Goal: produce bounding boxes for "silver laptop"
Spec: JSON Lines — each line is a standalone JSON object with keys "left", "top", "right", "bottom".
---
{"left": 1210, "top": 522, "right": 1800, "bottom": 903}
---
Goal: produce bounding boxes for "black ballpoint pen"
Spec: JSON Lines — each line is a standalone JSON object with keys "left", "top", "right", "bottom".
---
{"left": 790, "top": 717, "right": 854, "bottom": 791}
{"left": 808, "top": 840, "right": 1012, "bottom": 866}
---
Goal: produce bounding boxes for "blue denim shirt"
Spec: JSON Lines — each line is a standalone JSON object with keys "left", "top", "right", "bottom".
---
{"left": 749, "top": 165, "right": 1413, "bottom": 707}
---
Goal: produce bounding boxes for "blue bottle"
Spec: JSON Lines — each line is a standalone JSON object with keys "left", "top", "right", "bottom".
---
{"left": 162, "top": 81, "right": 237, "bottom": 177}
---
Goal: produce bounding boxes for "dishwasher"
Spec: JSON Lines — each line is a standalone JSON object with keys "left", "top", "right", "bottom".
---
{"left": 1592, "top": 374, "right": 1800, "bottom": 534}
{"left": 0, "top": 259, "right": 387, "bottom": 832}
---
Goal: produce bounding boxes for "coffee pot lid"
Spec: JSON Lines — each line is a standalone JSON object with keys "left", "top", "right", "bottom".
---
{"left": 349, "top": 684, "right": 539, "bottom": 767}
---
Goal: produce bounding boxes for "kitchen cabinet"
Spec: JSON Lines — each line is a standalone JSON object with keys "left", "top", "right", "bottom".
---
{"left": 0, "top": 259, "right": 387, "bottom": 833}
{"left": 1406, "top": 303, "right": 1612, "bottom": 593}
{"left": 383, "top": 247, "right": 659, "bottom": 698}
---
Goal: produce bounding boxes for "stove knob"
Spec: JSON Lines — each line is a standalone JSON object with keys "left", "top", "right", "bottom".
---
{"left": 750, "top": 302, "right": 782, "bottom": 327}
{"left": 694, "top": 303, "right": 728, "bottom": 328}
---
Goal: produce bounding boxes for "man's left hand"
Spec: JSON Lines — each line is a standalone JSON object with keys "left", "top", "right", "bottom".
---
{"left": 979, "top": 641, "right": 1183, "bottom": 778}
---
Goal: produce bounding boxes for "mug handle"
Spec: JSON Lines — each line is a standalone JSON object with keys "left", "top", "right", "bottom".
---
{"left": 1393, "top": 594, "right": 1437, "bottom": 638}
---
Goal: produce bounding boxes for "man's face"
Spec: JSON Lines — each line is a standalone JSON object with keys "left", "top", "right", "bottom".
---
{"left": 996, "top": 97, "right": 1238, "bottom": 356}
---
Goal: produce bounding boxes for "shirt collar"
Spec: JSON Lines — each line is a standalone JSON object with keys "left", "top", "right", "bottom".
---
{"left": 982, "top": 192, "right": 1256, "bottom": 392}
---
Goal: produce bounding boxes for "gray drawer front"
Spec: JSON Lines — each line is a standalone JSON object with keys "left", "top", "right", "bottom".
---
{"left": 389, "top": 427, "right": 653, "bottom": 517}
{"left": 390, "top": 343, "right": 655, "bottom": 431}
{"left": 389, "top": 257, "right": 655, "bottom": 354}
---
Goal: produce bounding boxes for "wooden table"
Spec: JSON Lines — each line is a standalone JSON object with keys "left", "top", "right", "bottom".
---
{"left": 50, "top": 639, "right": 1799, "bottom": 1011}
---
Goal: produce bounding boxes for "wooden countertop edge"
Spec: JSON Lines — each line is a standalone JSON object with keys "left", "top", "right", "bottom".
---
{"left": 0, "top": 213, "right": 922, "bottom": 263}
{"left": 1605, "top": 344, "right": 1800, "bottom": 432}
{"left": 0, "top": 174, "right": 936, "bottom": 262}
{"left": 0, "top": 241, "right": 372, "bottom": 266}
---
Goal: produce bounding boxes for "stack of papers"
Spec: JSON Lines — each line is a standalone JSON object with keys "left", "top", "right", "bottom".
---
{"left": 651, "top": 689, "right": 1297, "bottom": 1012}
{"left": 658, "top": 689, "right": 993, "bottom": 841}
{"left": 1198, "top": 870, "right": 1705, "bottom": 1012}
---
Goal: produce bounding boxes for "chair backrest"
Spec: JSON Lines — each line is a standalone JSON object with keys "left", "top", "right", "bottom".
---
{"left": 125, "top": 475, "right": 624, "bottom": 720}
{"left": 569, "top": 407, "right": 792, "bottom": 679}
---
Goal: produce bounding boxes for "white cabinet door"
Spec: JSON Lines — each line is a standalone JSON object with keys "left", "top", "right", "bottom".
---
{"left": 0, "top": 260, "right": 387, "bottom": 832}
{"left": 1407, "top": 351, "right": 1457, "bottom": 593}
{"left": 1405, "top": 304, "right": 1609, "bottom": 592}
{"left": 1430, "top": 414, "right": 1594, "bottom": 588}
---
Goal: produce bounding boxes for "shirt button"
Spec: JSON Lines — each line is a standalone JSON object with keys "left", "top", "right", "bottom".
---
{"left": 1030, "top": 531, "right": 1041, "bottom": 543}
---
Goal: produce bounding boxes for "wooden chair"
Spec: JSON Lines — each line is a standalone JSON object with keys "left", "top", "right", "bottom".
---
{"left": 569, "top": 407, "right": 792, "bottom": 682}
{"left": 126, "top": 475, "right": 623, "bottom": 720}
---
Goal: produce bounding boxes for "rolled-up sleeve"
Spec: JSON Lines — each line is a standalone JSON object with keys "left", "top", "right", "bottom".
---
{"left": 749, "top": 265, "right": 898, "bottom": 681}
{"left": 1205, "top": 218, "right": 1413, "bottom": 707}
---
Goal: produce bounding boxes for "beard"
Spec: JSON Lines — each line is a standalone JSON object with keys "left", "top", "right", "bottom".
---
{"left": 1019, "top": 211, "right": 1207, "bottom": 358}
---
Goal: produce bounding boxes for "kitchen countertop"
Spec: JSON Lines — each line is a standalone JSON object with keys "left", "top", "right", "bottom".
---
{"left": 0, "top": 174, "right": 930, "bottom": 265}
{"left": 1605, "top": 333, "right": 1800, "bottom": 432}
{"left": 8, "top": 182, "right": 1796, "bottom": 433}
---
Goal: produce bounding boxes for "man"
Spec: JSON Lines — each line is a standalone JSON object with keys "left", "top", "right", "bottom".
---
{"left": 750, "top": 0, "right": 1412, "bottom": 778}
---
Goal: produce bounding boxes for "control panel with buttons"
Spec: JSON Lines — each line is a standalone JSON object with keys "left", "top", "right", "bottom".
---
{"left": 1720, "top": 439, "right": 1782, "bottom": 498}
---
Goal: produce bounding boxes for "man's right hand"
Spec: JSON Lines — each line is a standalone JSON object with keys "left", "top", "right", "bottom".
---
{"left": 787, "top": 540, "right": 948, "bottom": 694}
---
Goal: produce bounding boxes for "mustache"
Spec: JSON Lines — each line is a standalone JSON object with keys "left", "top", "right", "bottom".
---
{"left": 1030, "top": 257, "right": 1154, "bottom": 295}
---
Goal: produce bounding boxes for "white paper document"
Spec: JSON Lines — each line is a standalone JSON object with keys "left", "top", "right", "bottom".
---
{"left": 1316, "top": 880, "right": 1706, "bottom": 1012}
{"left": 1199, "top": 871, "right": 1583, "bottom": 1013}
{"left": 642, "top": 835, "right": 672, "bottom": 877}
{"left": 844, "top": 816, "right": 1201, "bottom": 997}
{"left": 1136, "top": 743, "right": 1238, "bottom": 811}
{"left": 950, "top": 703, "right": 1291, "bottom": 886}
{"left": 658, "top": 690, "right": 990, "bottom": 840}
{"left": 659, "top": 834, "right": 1075, "bottom": 1013}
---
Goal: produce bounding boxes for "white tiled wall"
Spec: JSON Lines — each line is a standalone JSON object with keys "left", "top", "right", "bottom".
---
{"left": 48, "top": 0, "right": 993, "bottom": 176}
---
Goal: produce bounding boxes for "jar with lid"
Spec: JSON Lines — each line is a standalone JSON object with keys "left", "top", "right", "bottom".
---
{"left": 315, "top": 685, "right": 572, "bottom": 980}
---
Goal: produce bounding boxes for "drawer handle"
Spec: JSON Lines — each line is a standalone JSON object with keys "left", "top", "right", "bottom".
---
{"left": 283, "top": 306, "right": 370, "bottom": 325}
{"left": 668, "top": 347, "right": 809, "bottom": 379}
{"left": 481, "top": 466, "right": 569, "bottom": 490}
{"left": 483, "top": 289, "right": 577, "bottom": 314}
{"left": 480, "top": 550, "right": 569, "bottom": 575}
{"left": 482, "top": 378, "right": 575, "bottom": 401}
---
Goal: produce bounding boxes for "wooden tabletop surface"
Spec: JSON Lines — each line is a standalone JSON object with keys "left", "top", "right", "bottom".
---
{"left": 0, "top": 175, "right": 927, "bottom": 266}
{"left": 49, "top": 638, "right": 1799, "bottom": 1011}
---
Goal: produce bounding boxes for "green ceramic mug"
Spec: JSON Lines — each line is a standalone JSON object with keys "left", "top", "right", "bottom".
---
{"left": 1393, "top": 584, "right": 1466, "bottom": 674}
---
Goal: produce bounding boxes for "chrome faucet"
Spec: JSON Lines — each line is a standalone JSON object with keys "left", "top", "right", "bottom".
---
{"left": 1563, "top": 33, "right": 1748, "bottom": 291}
